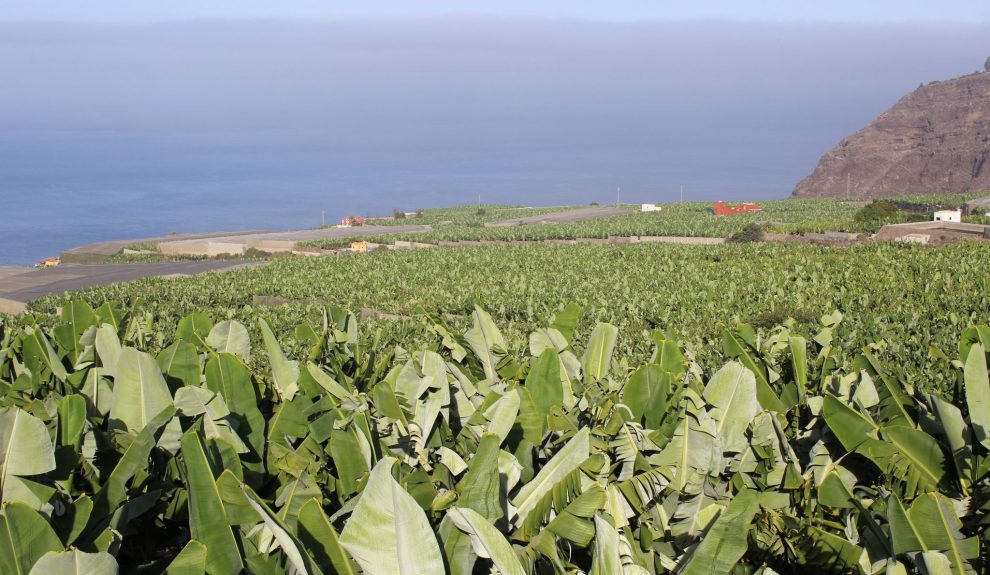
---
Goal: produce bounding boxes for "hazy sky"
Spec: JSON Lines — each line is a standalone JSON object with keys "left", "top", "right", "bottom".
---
{"left": 3, "top": 18, "right": 987, "bottom": 135}
{"left": 2, "top": 0, "right": 989, "bottom": 24}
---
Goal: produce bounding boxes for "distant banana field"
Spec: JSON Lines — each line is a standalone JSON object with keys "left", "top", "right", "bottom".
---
{"left": 34, "top": 241, "right": 990, "bottom": 395}
{"left": 301, "top": 195, "right": 977, "bottom": 249}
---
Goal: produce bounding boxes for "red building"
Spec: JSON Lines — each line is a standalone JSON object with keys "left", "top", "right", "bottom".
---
{"left": 713, "top": 201, "right": 762, "bottom": 216}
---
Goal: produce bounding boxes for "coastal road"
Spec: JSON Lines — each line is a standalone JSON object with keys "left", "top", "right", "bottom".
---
{"left": 0, "top": 261, "right": 262, "bottom": 311}
{"left": 486, "top": 206, "right": 633, "bottom": 227}
{"left": 158, "top": 224, "right": 434, "bottom": 250}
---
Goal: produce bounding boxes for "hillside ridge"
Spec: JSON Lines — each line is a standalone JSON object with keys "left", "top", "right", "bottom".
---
{"left": 793, "top": 71, "right": 990, "bottom": 198}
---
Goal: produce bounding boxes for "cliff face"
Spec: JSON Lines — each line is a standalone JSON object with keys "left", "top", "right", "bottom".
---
{"left": 793, "top": 72, "right": 990, "bottom": 198}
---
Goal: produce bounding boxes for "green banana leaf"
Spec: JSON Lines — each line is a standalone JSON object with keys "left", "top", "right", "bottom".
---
{"left": 525, "top": 348, "right": 564, "bottom": 417}
{"left": 590, "top": 514, "right": 620, "bottom": 575}
{"left": 963, "top": 344, "right": 990, "bottom": 449}
{"left": 464, "top": 306, "right": 507, "bottom": 382}
{"left": 511, "top": 427, "right": 590, "bottom": 529}
{"left": 241, "top": 484, "right": 321, "bottom": 575}
{"left": 87, "top": 406, "right": 176, "bottom": 533}
{"left": 110, "top": 347, "right": 174, "bottom": 433}
{"left": 905, "top": 494, "right": 978, "bottom": 575}
{"left": 0, "top": 407, "right": 56, "bottom": 492}
{"left": 443, "top": 434, "right": 505, "bottom": 575}
{"left": 339, "top": 457, "right": 445, "bottom": 575}
{"left": 204, "top": 353, "right": 266, "bottom": 462}
{"left": 622, "top": 364, "right": 671, "bottom": 429}
{"left": 180, "top": 426, "right": 244, "bottom": 575}
{"left": 94, "top": 324, "right": 122, "bottom": 377}
{"left": 583, "top": 322, "right": 618, "bottom": 384}
{"left": 789, "top": 335, "right": 808, "bottom": 402}
{"left": 176, "top": 312, "right": 214, "bottom": 348}
{"left": 165, "top": 540, "right": 207, "bottom": 575}
{"left": 929, "top": 395, "right": 973, "bottom": 494}
{"left": 297, "top": 499, "right": 358, "bottom": 575}
{"left": 721, "top": 327, "right": 784, "bottom": 412}
{"left": 28, "top": 550, "right": 117, "bottom": 575}
{"left": 206, "top": 320, "right": 251, "bottom": 362}
{"left": 550, "top": 302, "right": 581, "bottom": 343}
{"left": 702, "top": 362, "right": 759, "bottom": 454}
{"left": 675, "top": 489, "right": 760, "bottom": 575}
{"left": 22, "top": 326, "right": 68, "bottom": 383}
{"left": 157, "top": 341, "right": 201, "bottom": 390}
{"left": 53, "top": 301, "right": 97, "bottom": 367}
{"left": 447, "top": 507, "right": 526, "bottom": 575}
{"left": 0, "top": 502, "right": 63, "bottom": 575}
{"left": 259, "top": 317, "right": 300, "bottom": 400}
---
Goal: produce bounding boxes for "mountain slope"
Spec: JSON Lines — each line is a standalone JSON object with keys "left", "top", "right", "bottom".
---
{"left": 793, "top": 71, "right": 990, "bottom": 198}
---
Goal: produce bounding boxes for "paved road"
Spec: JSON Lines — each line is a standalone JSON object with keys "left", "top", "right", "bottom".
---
{"left": 159, "top": 224, "right": 434, "bottom": 248}
{"left": 0, "top": 261, "right": 262, "bottom": 304}
{"left": 486, "top": 206, "right": 632, "bottom": 227}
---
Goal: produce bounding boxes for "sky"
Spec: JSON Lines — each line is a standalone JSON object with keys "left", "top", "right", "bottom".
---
{"left": 1, "top": 0, "right": 989, "bottom": 24}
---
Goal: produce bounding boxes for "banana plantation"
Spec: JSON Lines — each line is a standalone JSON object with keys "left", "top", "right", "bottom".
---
{"left": 2, "top": 298, "right": 990, "bottom": 574}
{"left": 37, "top": 241, "right": 990, "bottom": 397}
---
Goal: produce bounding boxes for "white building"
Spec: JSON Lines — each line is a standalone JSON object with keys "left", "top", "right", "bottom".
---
{"left": 933, "top": 209, "right": 962, "bottom": 223}
{"left": 641, "top": 203, "right": 662, "bottom": 212}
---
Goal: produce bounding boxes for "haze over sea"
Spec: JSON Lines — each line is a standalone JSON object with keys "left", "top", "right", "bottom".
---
{"left": 2, "top": 18, "right": 988, "bottom": 265}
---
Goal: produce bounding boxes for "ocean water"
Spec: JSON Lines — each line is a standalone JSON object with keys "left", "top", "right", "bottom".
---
{"left": 0, "top": 130, "right": 819, "bottom": 265}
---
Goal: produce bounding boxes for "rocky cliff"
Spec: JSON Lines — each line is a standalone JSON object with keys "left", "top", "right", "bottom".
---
{"left": 793, "top": 72, "right": 990, "bottom": 198}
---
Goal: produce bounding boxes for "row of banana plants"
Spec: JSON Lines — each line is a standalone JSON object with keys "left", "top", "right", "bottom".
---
{"left": 38, "top": 241, "right": 990, "bottom": 397}
{"left": 1, "top": 299, "right": 989, "bottom": 574}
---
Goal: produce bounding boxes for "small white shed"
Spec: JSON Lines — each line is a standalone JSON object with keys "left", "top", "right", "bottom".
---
{"left": 933, "top": 209, "right": 962, "bottom": 223}
{"left": 641, "top": 203, "right": 662, "bottom": 212}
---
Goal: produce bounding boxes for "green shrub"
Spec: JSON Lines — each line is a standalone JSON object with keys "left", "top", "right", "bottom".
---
{"left": 728, "top": 223, "right": 765, "bottom": 242}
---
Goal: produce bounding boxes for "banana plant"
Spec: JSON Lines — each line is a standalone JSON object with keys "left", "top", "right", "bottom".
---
{"left": 0, "top": 300, "right": 986, "bottom": 574}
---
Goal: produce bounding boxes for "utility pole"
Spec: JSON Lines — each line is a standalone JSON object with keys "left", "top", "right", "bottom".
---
{"left": 321, "top": 210, "right": 325, "bottom": 227}
{"left": 478, "top": 193, "right": 481, "bottom": 209}
{"left": 616, "top": 187, "right": 621, "bottom": 207}
{"left": 680, "top": 184, "right": 684, "bottom": 203}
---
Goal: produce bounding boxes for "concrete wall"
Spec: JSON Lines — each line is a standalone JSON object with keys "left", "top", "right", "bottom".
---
{"left": 425, "top": 236, "right": 727, "bottom": 248}
{"left": 875, "top": 221, "right": 989, "bottom": 241}
{"left": 160, "top": 241, "right": 246, "bottom": 257}
{"left": 246, "top": 239, "right": 296, "bottom": 253}
{"left": 393, "top": 241, "right": 434, "bottom": 249}
{"left": 638, "top": 236, "right": 726, "bottom": 245}
{"left": 824, "top": 232, "right": 860, "bottom": 241}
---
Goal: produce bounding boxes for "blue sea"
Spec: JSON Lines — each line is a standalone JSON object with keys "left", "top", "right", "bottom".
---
{"left": 0, "top": 130, "right": 820, "bottom": 265}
